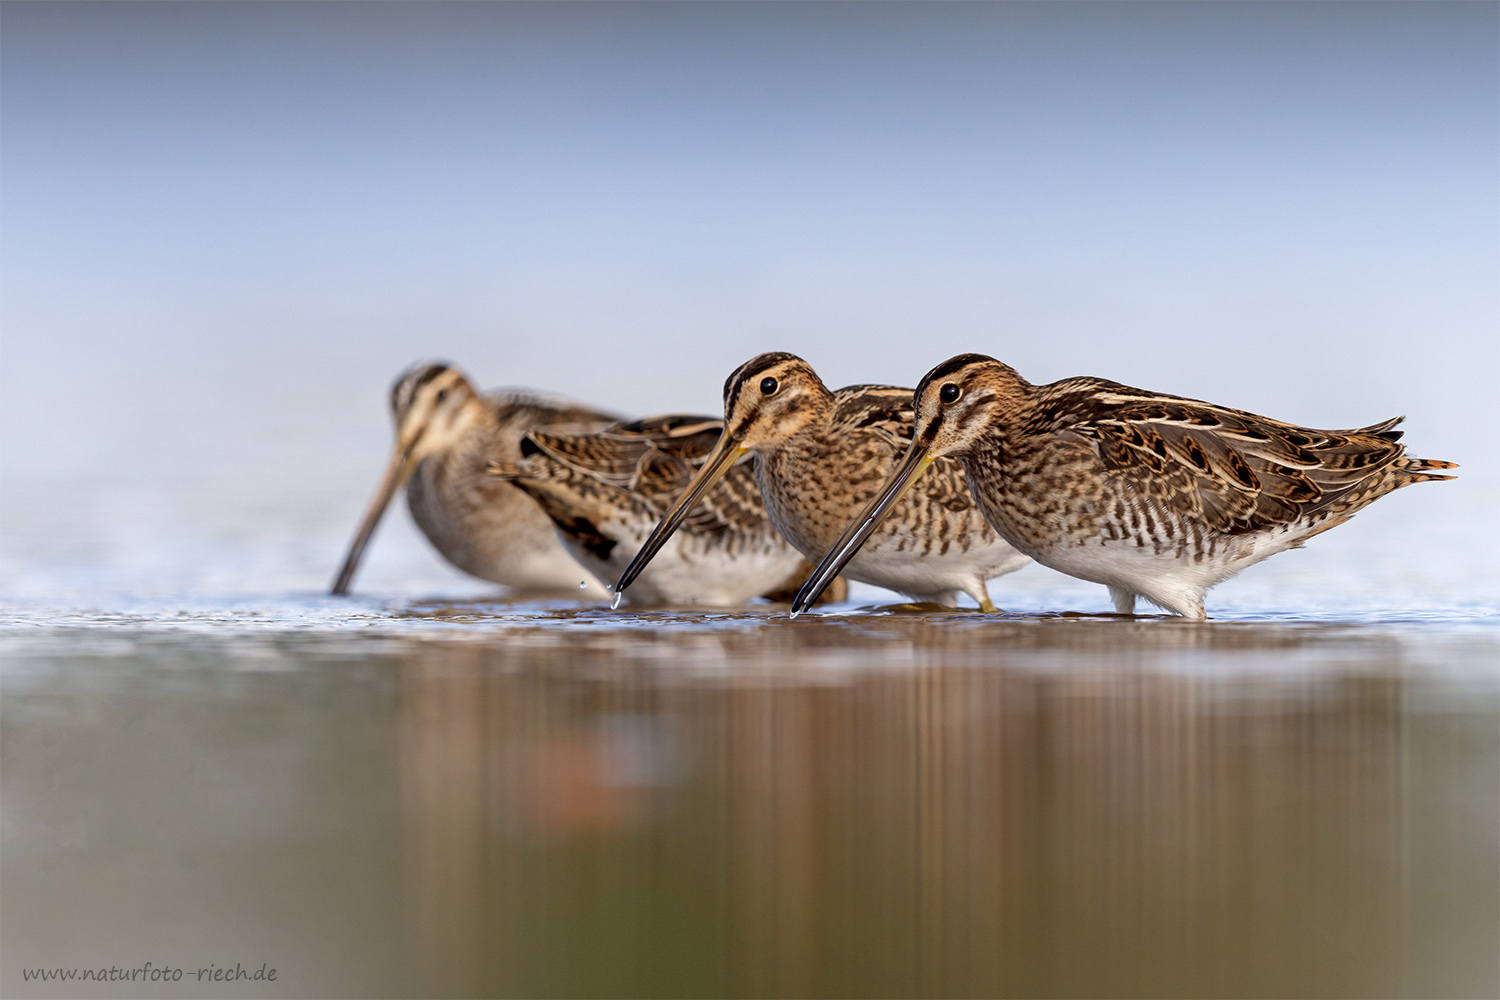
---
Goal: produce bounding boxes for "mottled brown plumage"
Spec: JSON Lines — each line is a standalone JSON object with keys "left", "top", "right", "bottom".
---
{"left": 795, "top": 354, "right": 1457, "bottom": 618}
{"left": 615, "top": 353, "right": 1031, "bottom": 608}
{"left": 491, "top": 414, "right": 841, "bottom": 606}
{"left": 332, "top": 362, "right": 618, "bottom": 596}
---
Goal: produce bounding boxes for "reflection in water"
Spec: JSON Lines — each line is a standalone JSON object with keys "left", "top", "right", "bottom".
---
{"left": 388, "top": 614, "right": 1497, "bottom": 998}
{"left": 3, "top": 615, "right": 1496, "bottom": 998}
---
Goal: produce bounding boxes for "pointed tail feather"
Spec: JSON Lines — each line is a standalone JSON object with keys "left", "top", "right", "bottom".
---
{"left": 1400, "top": 457, "right": 1458, "bottom": 485}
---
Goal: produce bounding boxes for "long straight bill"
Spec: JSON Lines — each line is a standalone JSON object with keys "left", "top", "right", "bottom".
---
{"left": 330, "top": 443, "right": 419, "bottom": 595}
{"left": 611, "top": 433, "right": 749, "bottom": 607}
{"left": 790, "top": 440, "right": 935, "bottom": 616}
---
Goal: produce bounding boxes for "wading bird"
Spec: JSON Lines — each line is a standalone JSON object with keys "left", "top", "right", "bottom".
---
{"left": 794, "top": 354, "right": 1456, "bottom": 618}
{"left": 613, "top": 353, "right": 1031, "bottom": 608}
{"left": 332, "top": 362, "right": 617, "bottom": 597}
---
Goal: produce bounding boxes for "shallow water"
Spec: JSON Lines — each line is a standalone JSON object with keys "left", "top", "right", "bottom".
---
{"left": 3, "top": 595, "right": 1497, "bottom": 998}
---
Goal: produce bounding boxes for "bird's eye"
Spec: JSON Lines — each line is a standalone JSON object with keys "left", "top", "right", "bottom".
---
{"left": 436, "top": 389, "right": 449, "bottom": 405}
{"left": 939, "top": 383, "right": 961, "bottom": 404}
{"left": 760, "top": 377, "right": 778, "bottom": 396}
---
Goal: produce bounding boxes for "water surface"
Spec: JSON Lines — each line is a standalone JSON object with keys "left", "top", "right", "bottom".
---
{"left": 3, "top": 599, "right": 1495, "bottom": 998}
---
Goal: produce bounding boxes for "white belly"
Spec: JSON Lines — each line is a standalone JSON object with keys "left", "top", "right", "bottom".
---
{"left": 835, "top": 535, "right": 1031, "bottom": 602}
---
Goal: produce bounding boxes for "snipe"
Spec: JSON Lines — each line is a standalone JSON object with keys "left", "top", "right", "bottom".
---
{"left": 794, "top": 354, "right": 1457, "bottom": 618}
{"left": 614, "top": 353, "right": 1031, "bottom": 608}
{"left": 332, "top": 362, "right": 617, "bottom": 597}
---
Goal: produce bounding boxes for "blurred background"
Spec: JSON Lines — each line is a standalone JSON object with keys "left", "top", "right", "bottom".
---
{"left": 1, "top": 1, "right": 1495, "bottom": 605}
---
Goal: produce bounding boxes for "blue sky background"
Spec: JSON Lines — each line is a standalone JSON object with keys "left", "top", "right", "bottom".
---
{"left": 2, "top": 2, "right": 1495, "bottom": 603}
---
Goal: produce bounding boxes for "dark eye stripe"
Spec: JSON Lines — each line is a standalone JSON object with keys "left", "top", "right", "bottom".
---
{"left": 393, "top": 363, "right": 456, "bottom": 414}
{"left": 723, "top": 352, "right": 802, "bottom": 418}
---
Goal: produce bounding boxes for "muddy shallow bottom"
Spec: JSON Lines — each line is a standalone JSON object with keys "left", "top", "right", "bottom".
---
{"left": 3, "top": 599, "right": 1497, "bottom": 998}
